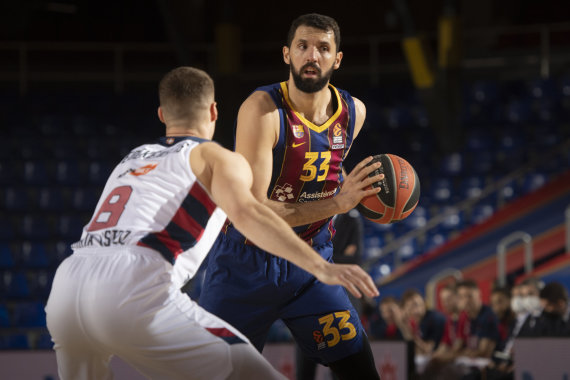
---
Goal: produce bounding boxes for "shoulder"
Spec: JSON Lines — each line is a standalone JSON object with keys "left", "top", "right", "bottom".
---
{"left": 240, "top": 87, "right": 279, "bottom": 114}
{"left": 352, "top": 96, "right": 366, "bottom": 117}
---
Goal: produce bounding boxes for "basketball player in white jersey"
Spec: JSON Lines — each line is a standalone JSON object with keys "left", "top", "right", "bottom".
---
{"left": 45, "top": 66, "right": 380, "bottom": 380}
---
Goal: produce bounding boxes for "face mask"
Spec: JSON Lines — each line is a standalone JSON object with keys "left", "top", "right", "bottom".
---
{"left": 511, "top": 296, "right": 525, "bottom": 314}
{"left": 522, "top": 296, "right": 541, "bottom": 313}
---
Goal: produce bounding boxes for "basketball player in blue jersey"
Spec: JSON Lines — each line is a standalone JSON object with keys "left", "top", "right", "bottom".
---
{"left": 200, "top": 14, "right": 382, "bottom": 379}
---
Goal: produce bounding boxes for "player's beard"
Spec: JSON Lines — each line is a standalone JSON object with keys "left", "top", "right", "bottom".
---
{"left": 290, "top": 62, "right": 334, "bottom": 93}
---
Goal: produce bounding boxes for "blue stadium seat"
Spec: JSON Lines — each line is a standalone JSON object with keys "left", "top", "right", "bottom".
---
{"left": 497, "top": 179, "right": 520, "bottom": 205}
{"left": 87, "top": 161, "right": 112, "bottom": 186}
{"left": 0, "top": 334, "right": 30, "bottom": 350}
{"left": 3, "top": 187, "right": 31, "bottom": 212}
{"left": 55, "top": 215, "right": 85, "bottom": 241}
{"left": 0, "top": 243, "right": 14, "bottom": 269}
{"left": 522, "top": 172, "right": 547, "bottom": 193}
{"left": 49, "top": 241, "right": 73, "bottom": 265}
{"left": 55, "top": 160, "right": 83, "bottom": 186}
{"left": 0, "top": 219, "right": 15, "bottom": 241}
{"left": 429, "top": 178, "right": 454, "bottom": 204}
{"left": 11, "top": 301, "right": 46, "bottom": 327}
{"left": 36, "top": 332, "right": 54, "bottom": 349}
{"left": 21, "top": 139, "right": 47, "bottom": 160}
{"left": 71, "top": 187, "right": 99, "bottom": 212}
{"left": 22, "top": 160, "right": 50, "bottom": 186}
{"left": 503, "top": 99, "right": 532, "bottom": 125}
{"left": 0, "top": 304, "right": 9, "bottom": 327}
{"left": 469, "top": 150, "right": 494, "bottom": 175}
{"left": 460, "top": 176, "right": 485, "bottom": 199}
{"left": 2, "top": 271, "right": 30, "bottom": 299}
{"left": 470, "top": 203, "right": 495, "bottom": 225}
{"left": 19, "top": 215, "right": 51, "bottom": 241}
{"left": 18, "top": 242, "right": 50, "bottom": 268}
{"left": 50, "top": 138, "right": 80, "bottom": 160}
{"left": 396, "top": 238, "right": 419, "bottom": 262}
{"left": 440, "top": 152, "right": 464, "bottom": 177}
{"left": 424, "top": 231, "right": 448, "bottom": 252}
{"left": 465, "top": 129, "right": 494, "bottom": 153}
{"left": 440, "top": 206, "right": 464, "bottom": 233}
{"left": 386, "top": 105, "right": 414, "bottom": 130}
{"left": 0, "top": 162, "right": 15, "bottom": 186}
{"left": 402, "top": 205, "right": 428, "bottom": 230}
{"left": 28, "top": 270, "right": 54, "bottom": 298}
{"left": 527, "top": 78, "right": 557, "bottom": 101}
{"left": 37, "top": 187, "right": 66, "bottom": 212}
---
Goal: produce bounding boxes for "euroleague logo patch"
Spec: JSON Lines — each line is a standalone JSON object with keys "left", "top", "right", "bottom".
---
{"left": 312, "top": 330, "right": 327, "bottom": 350}
{"left": 118, "top": 163, "right": 158, "bottom": 178}
{"left": 332, "top": 123, "right": 344, "bottom": 149}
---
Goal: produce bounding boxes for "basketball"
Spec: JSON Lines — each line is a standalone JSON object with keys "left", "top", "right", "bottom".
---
{"left": 356, "top": 154, "right": 420, "bottom": 224}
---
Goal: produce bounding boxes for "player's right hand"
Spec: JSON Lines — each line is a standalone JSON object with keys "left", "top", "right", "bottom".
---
{"left": 315, "top": 262, "right": 380, "bottom": 299}
{"left": 334, "top": 156, "right": 384, "bottom": 214}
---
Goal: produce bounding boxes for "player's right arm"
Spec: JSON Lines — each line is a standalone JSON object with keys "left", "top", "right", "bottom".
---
{"left": 191, "top": 142, "right": 379, "bottom": 299}
{"left": 235, "top": 91, "right": 382, "bottom": 227}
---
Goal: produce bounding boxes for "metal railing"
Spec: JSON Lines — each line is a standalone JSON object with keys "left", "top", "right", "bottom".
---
{"left": 366, "top": 138, "right": 570, "bottom": 276}
{"left": 497, "top": 231, "right": 533, "bottom": 287}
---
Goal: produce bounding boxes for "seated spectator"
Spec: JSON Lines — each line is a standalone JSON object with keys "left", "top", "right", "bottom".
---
{"left": 422, "top": 280, "right": 500, "bottom": 379}
{"left": 519, "top": 281, "right": 569, "bottom": 337}
{"left": 369, "top": 296, "right": 406, "bottom": 340}
{"left": 490, "top": 286, "right": 516, "bottom": 352}
{"left": 400, "top": 289, "right": 446, "bottom": 355}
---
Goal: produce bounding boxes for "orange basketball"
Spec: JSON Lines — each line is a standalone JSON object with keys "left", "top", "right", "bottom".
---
{"left": 356, "top": 154, "right": 420, "bottom": 224}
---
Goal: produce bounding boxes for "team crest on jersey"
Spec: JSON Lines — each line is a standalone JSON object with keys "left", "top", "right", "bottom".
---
{"left": 292, "top": 125, "right": 304, "bottom": 138}
{"left": 165, "top": 137, "right": 175, "bottom": 145}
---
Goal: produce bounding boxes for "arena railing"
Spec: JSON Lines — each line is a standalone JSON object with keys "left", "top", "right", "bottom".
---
{"left": 496, "top": 231, "right": 533, "bottom": 287}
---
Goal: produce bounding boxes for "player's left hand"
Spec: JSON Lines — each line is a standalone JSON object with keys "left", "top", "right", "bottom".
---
{"left": 315, "top": 262, "right": 380, "bottom": 298}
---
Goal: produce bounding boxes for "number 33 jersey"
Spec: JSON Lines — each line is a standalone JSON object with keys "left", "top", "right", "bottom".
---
{"left": 72, "top": 136, "right": 227, "bottom": 286}
{"left": 227, "top": 81, "right": 356, "bottom": 246}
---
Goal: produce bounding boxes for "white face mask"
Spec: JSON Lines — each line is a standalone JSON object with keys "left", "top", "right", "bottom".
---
{"left": 511, "top": 296, "right": 525, "bottom": 314}
{"left": 522, "top": 295, "right": 541, "bottom": 313}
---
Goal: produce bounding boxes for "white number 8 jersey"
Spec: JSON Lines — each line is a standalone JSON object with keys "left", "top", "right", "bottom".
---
{"left": 72, "top": 136, "right": 227, "bottom": 287}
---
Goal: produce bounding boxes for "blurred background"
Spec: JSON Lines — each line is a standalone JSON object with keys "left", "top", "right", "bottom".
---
{"left": 0, "top": 0, "right": 569, "bottom": 367}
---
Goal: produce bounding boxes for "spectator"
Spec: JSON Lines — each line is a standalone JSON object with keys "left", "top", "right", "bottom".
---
{"left": 401, "top": 289, "right": 446, "bottom": 355}
{"left": 490, "top": 287, "right": 516, "bottom": 352}
{"left": 369, "top": 296, "right": 407, "bottom": 340}
{"left": 519, "top": 281, "right": 569, "bottom": 337}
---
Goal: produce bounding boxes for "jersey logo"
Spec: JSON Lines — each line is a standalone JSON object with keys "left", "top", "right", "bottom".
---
{"left": 333, "top": 123, "right": 342, "bottom": 137}
{"left": 292, "top": 142, "right": 306, "bottom": 148}
{"left": 292, "top": 125, "right": 305, "bottom": 138}
{"left": 273, "top": 183, "right": 294, "bottom": 202}
{"left": 130, "top": 163, "right": 158, "bottom": 176}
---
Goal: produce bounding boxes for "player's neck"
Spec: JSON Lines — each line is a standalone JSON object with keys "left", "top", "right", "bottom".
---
{"left": 166, "top": 125, "right": 207, "bottom": 139}
{"left": 286, "top": 80, "right": 333, "bottom": 125}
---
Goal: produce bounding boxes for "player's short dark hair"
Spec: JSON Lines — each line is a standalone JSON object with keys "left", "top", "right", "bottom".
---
{"left": 456, "top": 279, "right": 479, "bottom": 291}
{"left": 287, "top": 13, "right": 341, "bottom": 51}
{"left": 539, "top": 282, "right": 569, "bottom": 304}
{"left": 158, "top": 66, "right": 214, "bottom": 121}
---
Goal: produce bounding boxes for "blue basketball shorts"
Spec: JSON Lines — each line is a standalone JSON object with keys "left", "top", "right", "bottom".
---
{"left": 199, "top": 232, "right": 367, "bottom": 365}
